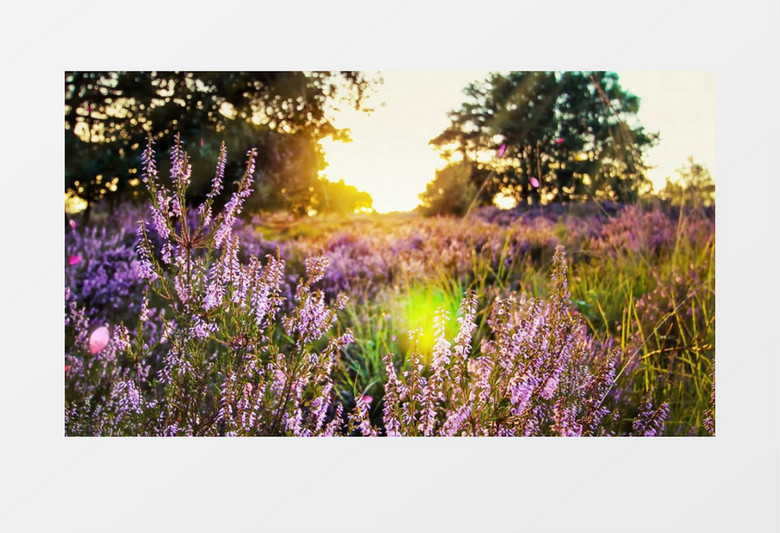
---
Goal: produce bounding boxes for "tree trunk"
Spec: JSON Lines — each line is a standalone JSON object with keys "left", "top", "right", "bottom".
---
{"left": 82, "top": 201, "right": 92, "bottom": 226}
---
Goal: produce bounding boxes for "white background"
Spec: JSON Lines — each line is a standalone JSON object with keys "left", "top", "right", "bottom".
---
{"left": 1, "top": 1, "right": 778, "bottom": 531}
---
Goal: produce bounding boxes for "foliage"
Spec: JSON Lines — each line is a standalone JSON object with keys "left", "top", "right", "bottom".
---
{"left": 658, "top": 156, "right": 715, "bottom": 208}
{"left": 66, "top": 135, "right": 355, "bottom": 435}
{"left": 64, "top": 71, "right": 378, "bottom": 219}
{"left": 65, "top": 217, "right": 144, "bottom": 327}
{"left": 373, "top": 250, "right": 629, "bottom": 436}
{"left": 430, "top": 71, "right": 658, "bottom": 206}
{"left": 418, "top": 161, "right": 479, "bottom": 216}
{"left": 313, "top": 178, "right": 374, "bottom": 215}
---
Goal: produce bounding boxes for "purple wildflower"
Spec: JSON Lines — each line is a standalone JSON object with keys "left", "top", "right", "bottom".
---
{"left": 632, "top": 396, "right": 671, "bottom": 437}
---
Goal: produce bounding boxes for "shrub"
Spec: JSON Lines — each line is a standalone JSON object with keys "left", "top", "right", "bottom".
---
{"left": 65, "top": 220, "right": 143, "bottom": 326}
{"left": 351, "top": 247, "right": 665, "bottom": 436}
{"left": 66, "top": 134, "right": 357, "bottom": 436}
{"left": 418, "top": 162, "right": 478, "bottom": 217}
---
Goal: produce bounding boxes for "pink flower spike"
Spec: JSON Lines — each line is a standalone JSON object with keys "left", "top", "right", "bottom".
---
{"left": 362, "top": 395, "right": 373, "bottom": 405}
{"left": 497, "top": 144, "right": 507, "bottom": 158}
{"left": 555, "top": 138, "right": 565, "bottom": 145}
{"left": 89, "top": 326, "right": 110, "bottom": 355}
{"left": 68, "top": 255, "right": 82, "bottom": 266}
{"left": 530, "top": 176, "right": 540, "bottom": 188}
{"left": 69, "top": 219, "right": 77, "bottom": 230}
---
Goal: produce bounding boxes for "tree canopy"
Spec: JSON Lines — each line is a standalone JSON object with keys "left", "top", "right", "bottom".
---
{"left": 313, "top": 178, "right": 374, "bottom": 216}
{"left": 65, "top": 71, "right": 378, "bottom": 220}
{"left": 429, "top": 71, "right": 658, "bottom": 207}
{"left": 658, "top": 156, "right": 715, "bottom": 208}
{"left": 418, "top": 161, "right": 479, "bottom": 217}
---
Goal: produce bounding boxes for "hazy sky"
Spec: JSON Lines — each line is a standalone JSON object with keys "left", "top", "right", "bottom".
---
{"left": 320, "top": 71, "right": 715, "bottom": 213}
{"left": 618, "top": 71, "right": 715, "bottom": 188}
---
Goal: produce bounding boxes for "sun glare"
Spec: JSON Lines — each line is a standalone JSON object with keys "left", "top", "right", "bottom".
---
{"left": 493, "top": 193, "right": 518, "bottom": 210}
{"left": 320, "top": 136, "right": 446, "bottom": 213}
{"left": 319, "top": 72, "right": 491, "bottom": 213}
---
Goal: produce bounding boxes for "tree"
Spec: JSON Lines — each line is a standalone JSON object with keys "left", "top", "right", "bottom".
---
{"left": 418, "top": 161, "right": 479, "bottom": 217}
{"left": 312, "top": 178, "right": 374, "bottom": 216}
{"left": 65, "top": 71, "right": 378, "bottom": 221}
{"left": 658, "top": 156, "right": 715, "bottom": 208}
{"left": 430, "top": 72, "right": 658, "bottom": 206}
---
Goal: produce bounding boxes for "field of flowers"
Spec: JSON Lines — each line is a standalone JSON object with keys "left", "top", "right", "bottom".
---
{"left": 64, "top": 136, "right": 715, "bottom": 436}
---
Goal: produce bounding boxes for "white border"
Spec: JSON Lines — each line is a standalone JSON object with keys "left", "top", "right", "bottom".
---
{"left": 2, "top": 1, "right": 778, "bottom": 531}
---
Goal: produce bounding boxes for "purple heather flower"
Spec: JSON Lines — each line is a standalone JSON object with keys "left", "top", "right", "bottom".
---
{"left": 304, "top": 254, "right": 329, "bottom": 285}
{"left": 632, "top": 397, "right": 671, "bottom": 437}
{"left": 509, "top": 376, "right": 536, "bottom": 417}
{"left": 311, "top": 383, "right": 334, "bottom": 433}
{"left": 453, "top": 291, "right": 477, "bottom": 360}
{"left": 350, "top": 395, "right": 378, "bottom": 436}
{"left": 285, "top": 408, "right": 304, "bottom": 436}
{"left": 173, "top": 272, "right": 190, "bottom": 305}
{"left": 113, "top": 324, "right": 131, "bottom": 353}
{"left": 203, "top": 279, "right": 223, "bottom": 311}
{"left": 321, "top": 404, "right": 344, "bottom": 437}
{"left": 214, "top": 148, "right": 257, "bottom": 249}
{"left": 441, "top": 405, "right": 471, "bottom": 436}
{"left": 208, "top": 143, "right": 227, "bottom": 200}
{"left": 135, "top": 225, "right": 157, "bottom": 282}
{"left": 190, "top": 314, "right": 216, "bottom": 339}
{"left": 250, "top": 254, "right": 285, "bottom": 329}
{"left": 170, "top": 196, "right": 183, "bottom": 219}
{"left": 111, "top": 379, "right": 144, "bottom": 421}
{"left": 431, "top": 309, "right": 452, "bottom": 374}
{"left": 552, "top": 399, "right": 583, "bottom": 437}
{"left": 141, "top": 136, "right": 159, "bottom": 187}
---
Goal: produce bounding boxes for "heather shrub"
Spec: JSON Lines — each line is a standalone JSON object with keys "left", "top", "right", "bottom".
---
{"left": 349, "top": 247, "right": 664, "bottom": 436}
{"left": 66, "top": 135, "right": 357, "bottom": 436}
{"left": 248, "top": 204, "right": 710, "bottom": 436}
{"left": 298, "top": 232, "right": 392, "bottom": 303}
{"left": 587, "top": 204, "right": 676, "bottom": 258}
{"left": 569, "top": 202, "right": 714, "bottom": 434}
{"left": 65, "top": 286, "right": 139, "bottom": 435}
{"left": 65, "top": 220, "right": 143, "bottom": 326}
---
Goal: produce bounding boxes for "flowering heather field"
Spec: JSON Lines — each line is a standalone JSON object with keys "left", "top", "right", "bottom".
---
{"left": 65, "top": 137, "right": 715, "bottom": 436}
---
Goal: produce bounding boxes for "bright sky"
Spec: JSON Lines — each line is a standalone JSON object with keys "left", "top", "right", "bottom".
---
{"left": 320, "top": 71, "right": 715, "bottom": 213}
{"left": 618, "top": 71, "right": 715, "bottom": 189}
